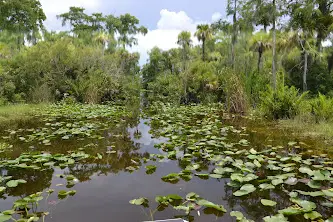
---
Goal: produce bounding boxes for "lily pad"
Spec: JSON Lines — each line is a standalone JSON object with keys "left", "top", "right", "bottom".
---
{"left": 6, "top": 179, "right": 27, "bottom": 188}
{"left": 129, "top": 198, "right": 148, "bottom": 206}
{"left": 263, "top": 214, "right": 288, "bottom": 222}
{"left": 234, "top": 184, "right": 256, "bottom": 196}
{"left": 197, "top": 199, "right": 226, "bottom": 212}
{"left": 304, "top": 211, "right": 322, "bottom": 220}
{"left": 261, "top": 199, "right": 277, "bottom": 207}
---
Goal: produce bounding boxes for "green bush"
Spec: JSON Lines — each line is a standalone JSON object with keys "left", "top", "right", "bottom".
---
{"left": 219, "top": 68, "right": 248, "bottom": 113}
{"left": 0, "top": 38, "right": 141, "bottom": 104}
{"left": 310, "top": 93, "right": 333, "bottom": 122}
{"left": 260, "top": 85, "right": 308, "bottom": 119}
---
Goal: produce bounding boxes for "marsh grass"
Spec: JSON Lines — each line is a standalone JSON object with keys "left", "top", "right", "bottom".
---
{"left": 279, "top": 117, "right": 333, "bottom": 146}
{"left": 0, "top": 104, "right": 46, "bottom": 126}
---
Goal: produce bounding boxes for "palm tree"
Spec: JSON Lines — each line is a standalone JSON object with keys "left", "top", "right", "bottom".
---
{"left": 249, "top": 32, "right": 272, "bottom": 73}
{"left": 93, "top": 32, "right": 111, "bottom": 55}
{"left": 177, "top": 31, "right": 192, "bottom": 71}
{"left": 195, "top": 24, "right": 213, "bottom": 61}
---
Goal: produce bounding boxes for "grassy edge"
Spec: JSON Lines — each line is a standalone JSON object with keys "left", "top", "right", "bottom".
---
{"left": 0, "top": 104, "right": 47, "bottom": 126}
{"left": 278, "top": 117, "right": 333, "bottom": 145}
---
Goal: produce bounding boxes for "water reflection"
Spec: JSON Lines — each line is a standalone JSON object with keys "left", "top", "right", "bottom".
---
{"left": 0, "top": 111, "right": 333, "bottom": 221}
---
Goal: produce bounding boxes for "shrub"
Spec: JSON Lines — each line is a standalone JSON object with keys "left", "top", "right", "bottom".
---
{"left": 260, "top": 85, "right": 308, "bottom": 119}
{"left": 310, "top": 93, "right": 333, "bottom": 122}
{"left": 219, "top": 68, "right": 248, "bottom": 114}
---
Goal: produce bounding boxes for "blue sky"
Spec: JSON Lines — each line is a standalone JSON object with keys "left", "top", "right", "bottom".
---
{"left": 39, "top": 0, "right": 228, "bottom": 64}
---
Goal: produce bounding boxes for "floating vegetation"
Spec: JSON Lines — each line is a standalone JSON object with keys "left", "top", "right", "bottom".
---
{"left": 127, "top": 103, "right": 333, "bottom": 221}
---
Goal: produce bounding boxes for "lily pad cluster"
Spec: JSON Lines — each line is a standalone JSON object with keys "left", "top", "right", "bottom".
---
{"left": 141, "top": 103, "right": 333, "bottom": 221}
{"left": 130, "top": 192, "right": 226, "bottom": 216}
{"left": 2, "top": 103, "right": 131, "bottom": 144}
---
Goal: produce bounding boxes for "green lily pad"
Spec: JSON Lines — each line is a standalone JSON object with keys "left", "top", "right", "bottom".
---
{"left": 145, "top": 165, "right": 157, "bottom": 174}
{"left": 234, "top": 184, "right": 256, "bottom": 196}
{"left": 129, "top": 197, "right": 148, "bottom": 206}
{"left": 261, "top": 199, "right": 277, "bottom": 206}
{"left": 6, "top": 179, "right": 27, "bottom": 188}
{"left": 304, "top": 211, "right": 322, "bottom": 220}
{"left": 0, "top": 214, "right": 11, "bottom": 222}
{"left": 278, "top": 207, "right": 303, "bottom": 215}
{"left": 230, "top": 211, "right": 244, "bottom": 220}
{"left": 263, "top": 214, "right": 288, "bottom": 222}
{"left": 307, "top": 180, "right": 321, "bottom": 189}
{"left": 210, "top": 174, "right": 222, "bottom": 179}
{"left": 197, "top": 199, "right": 226, "bottom": 212}
{"left": 259, "top": 183, "right": 275, "bottom": 190}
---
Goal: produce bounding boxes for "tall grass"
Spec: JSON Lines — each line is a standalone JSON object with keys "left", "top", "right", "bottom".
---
{"left": 0, "top": 104, "right": 46, "bottom": 125}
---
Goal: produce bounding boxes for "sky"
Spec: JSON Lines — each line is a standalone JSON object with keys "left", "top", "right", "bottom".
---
{"left": 39, "top": 0, "right": 228, "bottom": 64}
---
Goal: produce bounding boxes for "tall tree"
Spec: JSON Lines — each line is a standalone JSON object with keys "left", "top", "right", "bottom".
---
{"left": 227, "top": 0, "right": 238, "bottom": 68}
{"left": 195, "top": 24, "right": 213, "bottom": 61}
{"left": 0, "top": 0, "right": 46, "bottom": 48}
{"left": 314, "top": 0, "right": 333, "bottom": 52}
{"left": 272, "top": 0, "right": 277, "bottom": 90}
{"left": 177, "top": 31, "right": 192, "bottom": 71}
{"left": 57, "top": 7, "right": 89, "bottom": 35}
{"left": 117, "top": 13, "right": 147, "bottom": 49}
{"left": 289, "top": 0, "right": 317, "bottom": 92}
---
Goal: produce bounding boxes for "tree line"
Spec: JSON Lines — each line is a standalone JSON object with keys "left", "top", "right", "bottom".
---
{"left": 143, "top": 0, "right": 333, "bottom": 119}
{"left": 0, "top": 0, "right": 147, "bottom": 104}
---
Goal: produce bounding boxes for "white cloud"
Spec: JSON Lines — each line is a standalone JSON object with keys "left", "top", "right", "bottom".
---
{"left": 212, "top": 12, "right": 222, "bottom": 22}
{"left": 157, "top": 9, "right": 196, "bottom": 31}
{"left": 131, "top": 9, "right": 219, "bottom": 65}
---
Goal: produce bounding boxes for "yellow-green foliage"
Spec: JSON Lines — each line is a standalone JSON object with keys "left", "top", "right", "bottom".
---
{"left": 0, "top": 104, "right": 45, "bottom": 125}
{"left": 1, "top": 38, "right": 141, "bottom": 104}
{"left": 310, "top": 93, "right": 333, "bottom": 122}
{"left": 260, "top": 85, "right": 308, "bottom": 119}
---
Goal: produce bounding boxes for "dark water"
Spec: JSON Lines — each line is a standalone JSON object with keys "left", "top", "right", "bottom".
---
{"left": 0, "top": 112, "right": 332, "bottom": 222}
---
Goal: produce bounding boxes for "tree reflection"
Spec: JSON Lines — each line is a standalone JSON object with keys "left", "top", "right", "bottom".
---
{"left": 4, "top": 168, "right": 53, "bottom": 197}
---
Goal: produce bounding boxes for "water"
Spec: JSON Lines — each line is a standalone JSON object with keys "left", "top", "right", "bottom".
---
{"left": 0, "top": 107, "right": 332, "bottom": 222}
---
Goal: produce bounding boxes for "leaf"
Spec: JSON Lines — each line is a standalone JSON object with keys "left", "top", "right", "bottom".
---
{"left": 209, "top": 174, "right": 222, "bottom": 179}
{"left": 0, "top": 214, "right": 11, "bottom": 222}
{"left": 230, "top": 211, "right": 244, "bottom": 220}
{"left": 297, "top": 190, "right": 324, "bottom": 197}
{"left": 263, "top": 214, "right": 288, "bottom": 222}
{"left": 272, "top": 178, "right": 283, "bottom": 186}
{"left": 0, "top": 187, "right": 6, "bottom": 192}
{"left": 195, "top": 173, "right": 209, "bottom": 179}
{"left": 259, "top": 183, "right": 275, "bottom": 190}
{"left": 284, "top": 177, "right": 298, "bottom": 185}
{"left": 233, "top": 184, "right": 256, "bottom": 196}
{"left": 261, "top": 199, "right": 277, "bottom": 206}
{"left": 307, "top": 180, "right": 321, "bottom": 189}
{"left": 186, "top": 192, "right": 199, "bottom": 201}
{"left": 129, "top": 198, "right": 148, "bottom": 206}
{"left": 291, "top": 198, "right": 316, "bottom": 212}
{"left": 6, "top": 179, "right": 27, "bottom": 188}
{"left": 96, "top": 153, "right": 103, "bottom": 159}
{"left": 278, "top": 207, "right": 303, "bottom": 215}
{"left": 299, "top": 166, "right": 313, "bottom": 175}
{"left": 197, "top": 199, "right": 226, "bottom": 212}
{"left": 145, "top": 165, "right": 157, "bottom": 174}
{"left": 166, "top": 194, "right": 182, "bottom": 200}
{"left": 326, "top": 217, "right": 333, "bottom": 222}
{"left": 322, "top": 189, "right": 333, "bottom": 197}
{"left": 312, "top": 170, "right": 330, "bottom": 181}
{"left": 304, "top": 211, "right": 322, "bottom": 220}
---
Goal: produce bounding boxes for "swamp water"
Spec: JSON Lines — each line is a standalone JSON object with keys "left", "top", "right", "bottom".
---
{"left": 0, "top": 103, "right": 332, "bottom": 222}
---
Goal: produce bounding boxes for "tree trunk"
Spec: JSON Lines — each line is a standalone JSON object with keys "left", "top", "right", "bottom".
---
{"left": 202, "top": 39, "right": 205, "bottom": 61}
{"left": 232, "top": 0, "right": 237, "bottom": 69}
{"left": 182, "top": 47, "right": 186, "bottom": 71}
{"left": 272, "top": 0, "right": 277, "bottom": 90}
{"left": 303, "top": 50, "right": 308, "bottom": 92}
